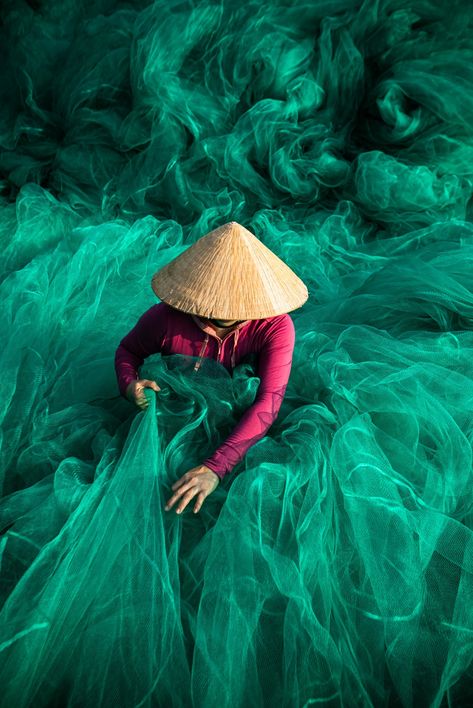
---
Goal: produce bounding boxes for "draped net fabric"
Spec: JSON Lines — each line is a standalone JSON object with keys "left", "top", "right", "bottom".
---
{"left": 1, "top": 0, "right": 473, "bottom": 706}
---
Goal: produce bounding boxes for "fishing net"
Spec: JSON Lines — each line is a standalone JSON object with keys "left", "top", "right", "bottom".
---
{"left": 1, "top": 0, "right": 473, "bottom": 706}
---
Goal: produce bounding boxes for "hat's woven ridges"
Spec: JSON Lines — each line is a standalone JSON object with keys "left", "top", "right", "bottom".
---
{"left": 151, "top": 221, "right": 308, "bottom": 319}
{"left": 244, "top": 228, "right": 302, "bottom": 312}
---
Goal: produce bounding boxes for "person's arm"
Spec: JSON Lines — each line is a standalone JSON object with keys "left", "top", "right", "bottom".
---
{"left": 114, "top": 303, "right": 167, "bottom": 398}
{"left": 202, "top": 315, "right": 295, "bottom": 480}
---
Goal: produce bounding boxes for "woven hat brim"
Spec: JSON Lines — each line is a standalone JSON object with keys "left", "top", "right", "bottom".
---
{"left": 151, "top": 221, "right": 309, "bottom": 319}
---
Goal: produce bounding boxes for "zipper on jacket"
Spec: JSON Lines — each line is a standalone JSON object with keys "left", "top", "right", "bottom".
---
{"left": 193, "top": 333, "right": 209, "bottom": 372}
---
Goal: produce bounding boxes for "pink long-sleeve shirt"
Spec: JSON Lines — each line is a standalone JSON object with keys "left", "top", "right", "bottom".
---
{"left": 114, "top": 302, "right": 295, "bottom": 480}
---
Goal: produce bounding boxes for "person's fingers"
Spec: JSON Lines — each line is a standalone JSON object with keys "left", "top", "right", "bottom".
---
{"left": 131, "top": 380, "right": 160, "bottom": 408}
{"left": 133, "top": 385, "right": 143, "bottom": 398}
{"left": 141, "top": 379, "right": 161, "bottom": 391}
{"left": 165, "top": 480, "right": 198, "bottom": 510}
{"left": 132, "top": 382, "right": 150, "bottom": 408}
{"left": 171, "top": 473, "right": 191, "bottom": 491}
{"left": 193, "top": 492, "right": 205, "bottom": 514}
{"left": 174, "top": 487, "right": 200, "bottom": 514}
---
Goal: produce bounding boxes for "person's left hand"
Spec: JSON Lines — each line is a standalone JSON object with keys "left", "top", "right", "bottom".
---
{"left": 165, "top": 464, "right": 220, "bottom": 514}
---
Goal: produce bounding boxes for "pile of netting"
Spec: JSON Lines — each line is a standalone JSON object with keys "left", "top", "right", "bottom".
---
{"left": 1, "top": 217, "right": 473, "bottom": 707}
{"left": 2, "top": 0, "right": 473, "bottom": 706}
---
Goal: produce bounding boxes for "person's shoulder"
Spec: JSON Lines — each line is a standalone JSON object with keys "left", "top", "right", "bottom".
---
{"left": 136, "top": 301, "right": 172, "bottom": 326}
{"left": 254, "top": 312, "right": 295, "bottom": 342}
{"left": 258, "top": 312, "right": 294, "bottom": 330}
{"left": 146, "top": 301, "right": 175, "bottom": 316}
{"left": 150, "top": 302, "right": 195, "bottom": 330}
{"left": 152, "top": 301, "right": 171, "bottom": 313}
{"left": 156, "top": 302, "right": 192, "bottom": 323}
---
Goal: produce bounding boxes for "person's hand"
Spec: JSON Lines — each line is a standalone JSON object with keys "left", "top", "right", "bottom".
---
{"left": 126, "top": 379, "right": 161, "bottom": 410}
{"left": 165, "top": 464, "right": 220, "bottom": 514}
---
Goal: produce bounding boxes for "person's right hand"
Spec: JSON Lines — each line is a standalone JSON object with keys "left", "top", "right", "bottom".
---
{"left": 126, "top": 379, "right": 161, "bottom": 410}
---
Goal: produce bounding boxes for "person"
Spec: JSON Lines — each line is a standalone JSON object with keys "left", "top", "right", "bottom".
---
{"left": 114, "top": 221, "right": 308, "bottom": 516}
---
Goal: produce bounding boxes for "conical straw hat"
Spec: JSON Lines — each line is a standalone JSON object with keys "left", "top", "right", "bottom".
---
{"left": 151, "top": 221, "right": 309, "bottom": 319}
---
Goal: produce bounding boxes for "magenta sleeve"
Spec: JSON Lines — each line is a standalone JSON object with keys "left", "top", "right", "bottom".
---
{"left": 114, "top": 304, "right": 167, "bottom": 398}
{"left": 202, "top": 315, "right": 295, "bottom": 479}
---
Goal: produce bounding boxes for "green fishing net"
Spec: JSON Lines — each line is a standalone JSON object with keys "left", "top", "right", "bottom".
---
{"left": 2, "top": 0, "right": 473, "bottom": 706}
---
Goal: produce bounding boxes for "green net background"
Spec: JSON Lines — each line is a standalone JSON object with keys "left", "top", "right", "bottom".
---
{"left": 1, "top": 0, "right": 473, "bottom": 706}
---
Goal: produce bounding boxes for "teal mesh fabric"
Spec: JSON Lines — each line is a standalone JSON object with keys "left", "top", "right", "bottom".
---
{"left": 2, "top": 0, "right": 473, "bottom": 706}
